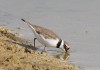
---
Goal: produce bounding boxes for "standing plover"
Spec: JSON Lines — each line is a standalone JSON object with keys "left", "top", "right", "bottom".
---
{"left": 21, "top": 19, "right": 70, "bottom": 52}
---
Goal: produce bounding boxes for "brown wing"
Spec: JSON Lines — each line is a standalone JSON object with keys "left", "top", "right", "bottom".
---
{"left": 31, "top": 24, "right": 60, "bottom": 39}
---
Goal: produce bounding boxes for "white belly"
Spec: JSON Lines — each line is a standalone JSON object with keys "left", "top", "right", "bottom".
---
{"left": 44, "top": 38, "right": 59, "bottom": 47}
{"left": 33, "top": 31, "right": 59, "bottom": 47}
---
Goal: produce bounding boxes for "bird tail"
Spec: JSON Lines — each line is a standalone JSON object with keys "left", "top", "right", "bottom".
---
{"left": 21, "top": 19, "right": 36, "bottom": 31}
{"left": 21, "top": 19, "right": 32, "bottom": 25}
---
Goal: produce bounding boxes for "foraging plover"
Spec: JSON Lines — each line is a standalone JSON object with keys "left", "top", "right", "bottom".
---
{"left": 21, "top": 19, "right": 70, "bottom": 52}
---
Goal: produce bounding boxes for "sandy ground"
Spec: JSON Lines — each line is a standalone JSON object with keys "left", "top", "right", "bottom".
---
{"left": 0, "top": 26, "right": 80, "bottom": 70}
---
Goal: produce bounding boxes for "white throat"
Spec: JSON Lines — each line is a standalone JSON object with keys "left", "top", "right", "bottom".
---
{"left": 59, "top": 40, "right": 64, "bottom": 49}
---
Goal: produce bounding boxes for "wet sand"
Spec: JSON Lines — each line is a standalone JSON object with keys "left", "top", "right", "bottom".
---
{"left": 0, "top": 26, "right": 80, "bottom": 70}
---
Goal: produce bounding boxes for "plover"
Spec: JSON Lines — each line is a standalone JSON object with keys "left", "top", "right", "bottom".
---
{"left": 21, "top": 19, "right": 70, "bottom": 52}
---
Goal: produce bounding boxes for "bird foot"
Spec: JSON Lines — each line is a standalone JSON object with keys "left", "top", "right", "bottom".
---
{"left": 41, "top": 50, "right": 47, "bottom": 54}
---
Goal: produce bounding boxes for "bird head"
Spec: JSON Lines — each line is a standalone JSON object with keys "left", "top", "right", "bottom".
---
{"left": 63, "top": 41, "right": 70, "bottom": 52}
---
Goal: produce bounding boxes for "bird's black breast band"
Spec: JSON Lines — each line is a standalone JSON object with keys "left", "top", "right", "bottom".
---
{"left": 56, "top": 39, "right": 62, "bottom": 48}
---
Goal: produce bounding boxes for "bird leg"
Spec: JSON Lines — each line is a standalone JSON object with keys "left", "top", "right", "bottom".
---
{"left": 34, "top": 38, "right": 37, "bottom": 48}
{"left": 41, "top": 45, "right": 47, "bottom": 54}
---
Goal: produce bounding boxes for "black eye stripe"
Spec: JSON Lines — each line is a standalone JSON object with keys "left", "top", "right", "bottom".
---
{"left": 56, "top": 39, "right": 62, "bottom": 48}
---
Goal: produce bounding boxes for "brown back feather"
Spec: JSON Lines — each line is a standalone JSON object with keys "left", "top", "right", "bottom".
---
{"left": 31, "top": 24, "right": 60, "bottom": 39}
